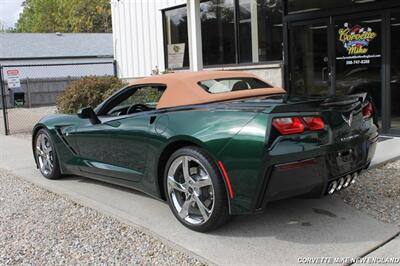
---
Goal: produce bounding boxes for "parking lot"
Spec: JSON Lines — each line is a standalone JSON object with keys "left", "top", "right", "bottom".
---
{"left": 0, "top": 134, "right": 399, "bottom": 265}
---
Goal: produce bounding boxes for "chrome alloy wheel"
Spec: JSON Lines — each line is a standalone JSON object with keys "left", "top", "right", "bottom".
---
{"left": 167, "top": 155, "right": 215, "bottom": 225}
{"left": 35, "top": 133, "right": 54, "bottom": 176}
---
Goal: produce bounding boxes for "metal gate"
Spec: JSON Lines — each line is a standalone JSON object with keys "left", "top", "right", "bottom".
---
{"left": 0, "top": 61, "right": 117, "bottom": 135}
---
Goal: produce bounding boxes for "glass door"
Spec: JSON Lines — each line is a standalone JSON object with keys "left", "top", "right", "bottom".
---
{"left": 390, "top": 12, "right": 400, "bottom": 132}
{"left": 289, "top": 19, "right": 334, "bottom": 96}
{"left": 286, "top": 8, "right": 400, "bottom": 135}
{"left": 334, "top": 15, "right": 383, "bottom": 126}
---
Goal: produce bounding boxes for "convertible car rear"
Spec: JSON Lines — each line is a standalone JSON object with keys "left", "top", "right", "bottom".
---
{"left": 32, "top": 71, "right": 378, "bottom": 232}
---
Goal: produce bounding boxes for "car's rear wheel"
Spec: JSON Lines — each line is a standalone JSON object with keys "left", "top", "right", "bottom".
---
{"left": 34, "top": 128, "right": 62, "bottom": 180}
{"left": 164, "top": 146, "right": 230, "bottom": 232}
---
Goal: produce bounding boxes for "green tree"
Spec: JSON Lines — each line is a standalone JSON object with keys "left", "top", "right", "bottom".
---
{"left": 65, "top": 0, "right": 112, "bottom": 33}
{"left": 16, "top": 0, "right": 112, "bottom": 33}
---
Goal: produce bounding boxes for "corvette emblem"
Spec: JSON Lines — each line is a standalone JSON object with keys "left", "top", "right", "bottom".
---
{"left": 342, "top": 112, "right": 353, "bottom": 127}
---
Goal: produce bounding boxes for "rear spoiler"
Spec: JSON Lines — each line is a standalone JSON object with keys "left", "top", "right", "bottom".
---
{"left": 320, "top": 93, "right": 367, "bottom": 107}
{"left": 270, "top": 93, "right": 368, "bottom": 114}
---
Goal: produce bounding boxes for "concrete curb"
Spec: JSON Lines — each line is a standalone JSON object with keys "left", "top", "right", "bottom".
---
{"left": 369, "top": 154, "right": 400, "bottom": 169}
{"left": 369, "top": 138, "right": 400, "bottom": 169}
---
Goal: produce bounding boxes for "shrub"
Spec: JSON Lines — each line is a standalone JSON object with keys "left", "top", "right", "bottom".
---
{"left": 57, "top": 76, "right": 126, "bottom": 114}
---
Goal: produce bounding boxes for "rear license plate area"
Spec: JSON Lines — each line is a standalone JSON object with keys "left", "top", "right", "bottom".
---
{"left": 337, "top": 149, "right": 353, "bottom": 163}
{"left": 326, "top": 145, "right": 364, "bottom": 178}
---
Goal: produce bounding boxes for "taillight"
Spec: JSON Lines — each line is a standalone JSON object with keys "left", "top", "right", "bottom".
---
{"left": 272, "top": 117, "right": 304, "bottom": 135}
{"left": 303, "top": 117, "right": 325, "bottom": 131}
{"left": 362, "top": 102, "right": 373, "bottom": 119}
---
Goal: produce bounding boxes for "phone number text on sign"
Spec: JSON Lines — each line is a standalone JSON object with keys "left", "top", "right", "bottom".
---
{"left": 336, "top": 54, "right": 381, "bottom": 66}
{"left": 346, "top": 59, "right": 370, "bottom": 65}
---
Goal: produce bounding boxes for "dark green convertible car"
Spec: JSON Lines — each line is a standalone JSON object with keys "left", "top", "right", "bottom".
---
{"left": 33, "top": 71, "right": 378, "bottom": 232}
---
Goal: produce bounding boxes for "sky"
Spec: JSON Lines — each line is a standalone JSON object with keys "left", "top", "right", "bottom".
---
{"left": 0, "top": 0, "right": 24, "bottom": 28}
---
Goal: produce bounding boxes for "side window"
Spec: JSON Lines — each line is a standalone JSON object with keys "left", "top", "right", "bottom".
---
{"left": 198, "top": 77, "right": 272, "bottom": 93}
{"left": 106, "top": 86, "right": 165, "bottom": 116}
{"left": 116, "top": 86, "right": 164, "bottom": 108}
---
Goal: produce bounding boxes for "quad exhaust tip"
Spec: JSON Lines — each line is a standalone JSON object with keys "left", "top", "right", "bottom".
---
{"left": 336, "top": 177, "right": 345, "bottom": 191}
{"left": 327, "top": 172, "right": 359, "bottom": 195}
{"left": 327, "top": 180, "right": 338, "bottom": 195}
{"left": 343, "top": 175, "right": 352, "bottom": 188}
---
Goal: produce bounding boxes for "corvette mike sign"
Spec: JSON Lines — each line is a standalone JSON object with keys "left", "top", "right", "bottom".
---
{"left": 336, "top": 22, "right": 381, "bottom": 66}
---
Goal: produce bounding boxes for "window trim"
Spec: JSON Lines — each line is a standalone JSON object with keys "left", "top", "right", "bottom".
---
{"left": 162, "top": 6, "right": 191, "bottom": 70}
{"left": 160, "top": 3, "right": 187, "bottom": 12}
{"left": 203, "top": 60, "right": 283, "bottom": 69}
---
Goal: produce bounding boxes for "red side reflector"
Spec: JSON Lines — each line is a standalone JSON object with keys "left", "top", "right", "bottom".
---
{"left": 303, "top": 117, "right": 325, "bottom": 131}
{"left": 272, "top": 117, "right": 305, "bottom": 135}
{"left": 218, "top": 161, "right": 234, "bottom": 199}
{"left": 362, "top": 102, "right": 373, "bottom": 119}
{"left": 277, "top": 158, "right": 318, "bottom": 171}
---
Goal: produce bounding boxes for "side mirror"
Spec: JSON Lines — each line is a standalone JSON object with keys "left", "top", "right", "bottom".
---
{"left": 77, "top": 107, "right": 101, "bottom": 125}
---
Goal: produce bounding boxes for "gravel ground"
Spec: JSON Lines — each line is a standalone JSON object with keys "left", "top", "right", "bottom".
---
{"left": 0, "top": 169, "right": 206, "bottom": 265}
{"left": 339, "top": 160, "right": 400, "bottom": 226}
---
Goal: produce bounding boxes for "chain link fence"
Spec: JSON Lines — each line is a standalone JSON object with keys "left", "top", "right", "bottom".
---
{"left": 0, "top": 61, "right": 116, "bottom": 135}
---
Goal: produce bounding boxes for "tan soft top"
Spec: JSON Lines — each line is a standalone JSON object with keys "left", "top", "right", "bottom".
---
{"left": 128, "top": 71, "right": 286, "bottom": 109}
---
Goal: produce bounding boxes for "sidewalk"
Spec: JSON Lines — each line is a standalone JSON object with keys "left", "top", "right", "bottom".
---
{"left": 354, "top": 235, "right": 400, "bottom": 265}
{"left": 370, "top": 137, "right": 400, "bottom": 168}
{"left": 0, "top": 134, "right": 399, "bottom": 265}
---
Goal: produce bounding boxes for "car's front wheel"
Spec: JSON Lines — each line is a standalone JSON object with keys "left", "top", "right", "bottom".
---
{"left": 34, "top": 128, "right": 62, "bottom": 180}
{"left": 164, "top": 146, "right": 230, "bottom": 232}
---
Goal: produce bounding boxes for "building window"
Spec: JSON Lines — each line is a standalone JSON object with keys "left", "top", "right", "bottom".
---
{"left": 257, "top": 0, "right": 283, "bottom": 61}
{"left": 201, "top": 0, "right": 283, "bottom": 66}
{"left": 163, "top": 0, "right": 283, "bottom": 68}
{"left": 201, "top": 0, "right": 236, "bottom": 65}
{"left": 163, "top": 6, "right": 190, "bottom": 69}
{"left": 238, "top": 0, "right": 253, "bottom": 63}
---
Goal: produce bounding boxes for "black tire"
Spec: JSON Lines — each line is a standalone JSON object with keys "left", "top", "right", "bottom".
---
{"left": 34, "top": 128, "right": 62, "bottom": 180}
{"left": 164, "top": 146, "right": 231, "bottom": 232}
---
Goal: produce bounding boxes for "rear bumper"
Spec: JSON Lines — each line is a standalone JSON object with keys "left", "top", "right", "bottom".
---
{"left": 255, "top": 134, "right": 378, "bottom": 212}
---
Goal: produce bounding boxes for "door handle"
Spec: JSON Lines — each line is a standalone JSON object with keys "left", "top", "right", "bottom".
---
{"left": 322, "top": 67, "right": 328, "bottom": 81}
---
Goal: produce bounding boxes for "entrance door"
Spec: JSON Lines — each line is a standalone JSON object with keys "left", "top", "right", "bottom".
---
{"left": 289, "top": 19, "right": 334, "bottom": 96}
{"left": 334, "top": 15, "right": 383, "bottom": 126}
{"left": 390, "top": 12, "right": 400, "bottom": 132}
{"left": 288, "top": 14, "right": 384, "bottom": 127}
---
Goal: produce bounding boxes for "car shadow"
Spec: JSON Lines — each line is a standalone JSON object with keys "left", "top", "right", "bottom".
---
{"left": 56, "top": 175, "right": 398, "bottom": 244}
{"left": 209, "top": 197, "right": 399, "bottom": 243}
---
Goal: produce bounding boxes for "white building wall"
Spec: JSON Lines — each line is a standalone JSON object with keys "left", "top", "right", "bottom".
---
{"left": 111, "top": 0, "right": 185, "bottom": 79}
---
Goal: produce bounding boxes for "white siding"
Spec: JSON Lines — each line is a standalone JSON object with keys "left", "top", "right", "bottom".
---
{"left": 111, "top": 0, "right": 186, "bottom": 79}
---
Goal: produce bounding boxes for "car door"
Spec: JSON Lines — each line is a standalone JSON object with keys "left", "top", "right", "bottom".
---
{"left": 68, "top": 85, "right": 165, "bottom": 182}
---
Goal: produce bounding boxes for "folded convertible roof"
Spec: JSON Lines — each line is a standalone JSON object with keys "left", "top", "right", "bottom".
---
{"left": 128, "top": 71, "right": 286, "bottom": 109}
